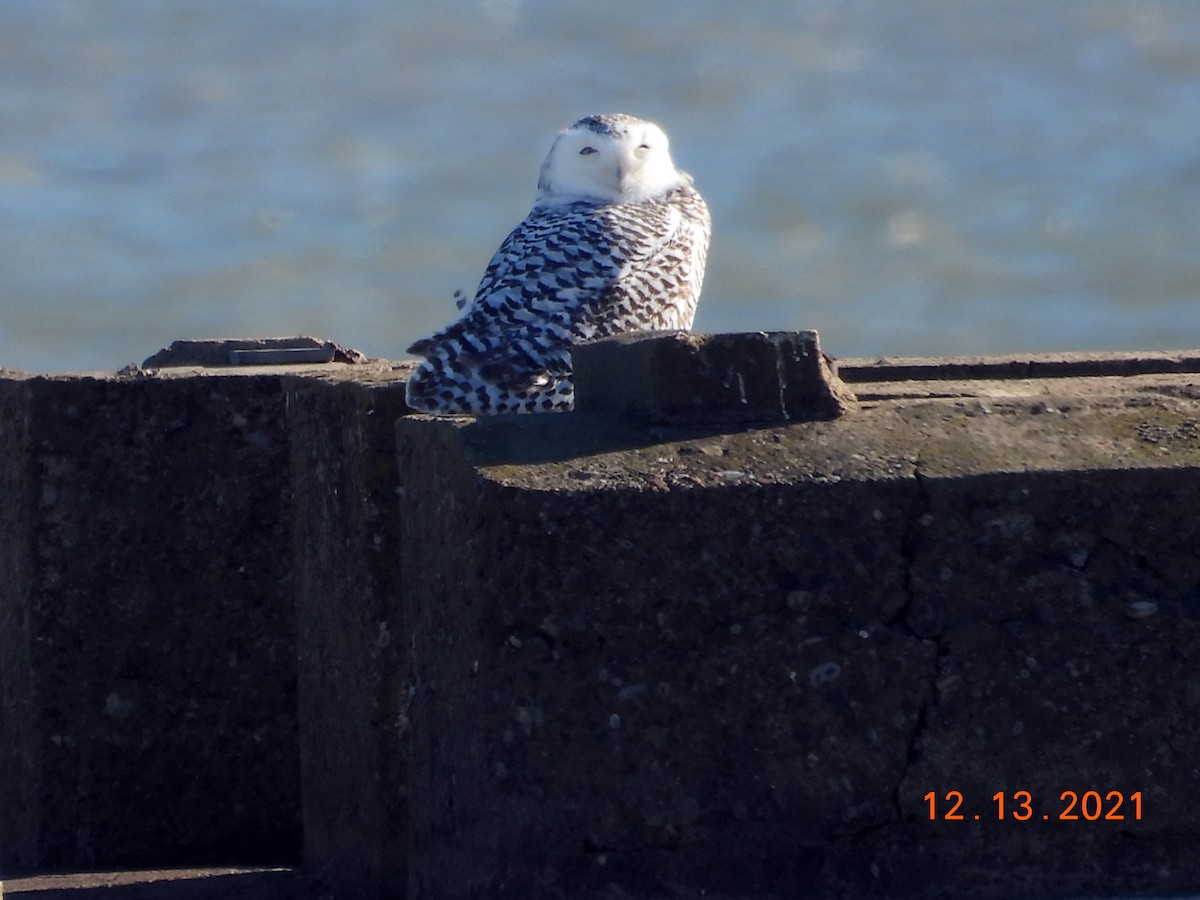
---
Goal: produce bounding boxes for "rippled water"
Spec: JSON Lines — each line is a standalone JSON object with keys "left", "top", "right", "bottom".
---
{"left": 2, "top": 0, "right": 1199, "bottom": 373}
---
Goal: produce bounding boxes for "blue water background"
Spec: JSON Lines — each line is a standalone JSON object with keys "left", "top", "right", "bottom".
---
{"left": 2, "top": 0, "right": 1199, "bottom": 372}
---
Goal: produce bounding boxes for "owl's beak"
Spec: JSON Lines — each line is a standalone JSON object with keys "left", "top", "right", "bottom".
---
{"left": 615, "top": 151, "right": 643, "bottom": 194}
{"left": 616, "top": 164, "right": 633, "bottom": 194}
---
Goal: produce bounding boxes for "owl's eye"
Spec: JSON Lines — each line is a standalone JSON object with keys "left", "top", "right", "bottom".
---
{"left": 579, "top": 146, "right": 597, "bottom": 156}
{"left": 638, "top": 144, "right": 652, "bottom": 151}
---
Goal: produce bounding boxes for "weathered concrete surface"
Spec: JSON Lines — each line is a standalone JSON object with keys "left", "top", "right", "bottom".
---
{"left": 838, "top": 348, "right": 1200, "bottom": 382}
{"left": 6, "top": 339, "right": 1200, "bottom": 898}
{"left": 285, "top": 369, "right": 412, "bottom": 900}
{"left": 142, "top": 336, "right": 368, "bottom": 368}
{"left": 0, "top": 374, "right": 36, "bottom": 869}
{"left": 396, "top": 366, "right": 1200, "bottom": 899}
{"left": 573, "top": 330, "right": 857, "bottom": 423}
{"left": 0, "top": 353, "right": 415, "bottom": 881}
{"left": 0, "top": 369, "right": 304, "bottom": 873}
{"left": 0, "top": 358, "right": 403, "bottom": 876}
{"left": 3, "top": 866, "right": 326, "bottom": 899}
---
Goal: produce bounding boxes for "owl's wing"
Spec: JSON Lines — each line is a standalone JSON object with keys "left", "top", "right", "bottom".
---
{"left": 409, "top": 203, "right": 632, "bottom": 350}
{"left": 406, "top": 199, "right": 696, "bottom": 404}
{"left": 406, "top": 188, "right": 709, "bottom": 414}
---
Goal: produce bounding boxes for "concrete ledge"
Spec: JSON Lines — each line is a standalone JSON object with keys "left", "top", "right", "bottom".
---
{"left": 838, "top": 348, "right": 1200, "bottom": 382}
{"left": 573, "top": 331, "right": 857, "bottom": 423}
{"left": 142, "top": 337, "right": 367, "bottom": 368}
{"left": 0, "top": 357, "right": 412, "bottom": 876}
{"left": 285, "top": 373, "right": 410, "bottom": 899}
{"left": 5, "top": 338, "right": 1200, "bottom": 899}
{"left": 2, "top": 866, "right": 324, "bottom": 898}
{"left": 393, "top": 357, "right": 1200, "bottom": 898}
{"left": 0, "top": 376, "right": 35, "bottom": 869}
{"left": 0, "top": 371, "right": 303, "bottom": 873}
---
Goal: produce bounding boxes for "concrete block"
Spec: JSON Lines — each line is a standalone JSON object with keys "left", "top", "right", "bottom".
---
{"left": 285, "top": 374, "right": 411, "bottom": 900}
{"left": 142, "top": 337, "right": 367, "bottom": 369}
{"left": 0, "top": 371, "right": 301, "bottom": 874}
{"left": 573, "top": 330, "right": 856, "bottom": 423}
{"left": 398, "top": 419, "right": 928, "bottom": 897}
{"left": 0, "top": 375, "right": 36, "bottom": 871}
{"left": 838, "top": 348, "right": 1200, "bottom": 383}
{"left": 394, "top": 359, "right": 1200, "bottom": 898}
{"left": 6, "top": 340, "right": 1200, "bottom": 898}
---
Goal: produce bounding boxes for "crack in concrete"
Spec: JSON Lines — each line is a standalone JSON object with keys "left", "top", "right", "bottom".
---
{"left": 889, "top": 459, "right": 945, "bottom": 824}
{"left": 895, "top": 461, "right": 931, "bottom": 630}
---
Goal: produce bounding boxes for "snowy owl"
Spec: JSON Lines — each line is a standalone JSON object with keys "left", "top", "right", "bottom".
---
{"left": 405, "top": 113, "right": 711, "bottom": 414}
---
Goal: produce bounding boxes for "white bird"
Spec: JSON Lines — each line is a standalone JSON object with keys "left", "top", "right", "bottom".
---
{"left": 405, "top": 113, "right": 711, "bottom": 414}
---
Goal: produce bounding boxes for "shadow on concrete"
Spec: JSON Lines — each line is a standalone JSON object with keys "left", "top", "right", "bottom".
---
{"left": 450, "top": 411, "right": 772, "bottom": 467}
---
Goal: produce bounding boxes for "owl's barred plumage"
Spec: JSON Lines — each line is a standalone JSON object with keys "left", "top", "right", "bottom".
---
{"left": 405, "top": 114, "right": 711, "bottom": 414}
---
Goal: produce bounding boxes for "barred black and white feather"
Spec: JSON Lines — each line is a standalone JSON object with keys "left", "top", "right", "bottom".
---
{"left": 406, "top": 114, "right": 711, "bottom": 414}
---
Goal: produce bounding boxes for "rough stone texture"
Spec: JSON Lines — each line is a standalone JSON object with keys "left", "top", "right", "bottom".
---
{"left": 142, "top": 337, "right": 367, "bottom": 369}
{"left": 0, "top": 356, "right": 415, "bottom": 882}
{"left": 3, "top": 866, "right": 326, "bottom": 899}
{"left": 838, "top": 348, "right": 1200, "bottom": 382}
{"left": 0, "top": 375, "right": 36, "bottom": 870}
{"left": 872, "top": 465, "right": 1200, "bottom": 898}
{"left": 0, "top": 370, "right": 302, "bottom": 874}
{"left": 399, "top": 418, "right": 931, "bottom": 898}
{"left": 396, "top": 365, "right": 1200, "bottom": 899}
{"left": 573, "top": 331, "right": 857, "bottom": 423}
{"left": 6, "top": 344, "right": 1200, "bottom": 898}
{"left": 285, "top": 372, "right": 411, "bottom": 900}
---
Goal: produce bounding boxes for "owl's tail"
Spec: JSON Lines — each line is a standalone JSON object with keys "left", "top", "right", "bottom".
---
{"left": 405, "top": 332, "right": 574, "bottom": 415}
{"left": 404, "top": 355, "right": 485, "bottom": 414}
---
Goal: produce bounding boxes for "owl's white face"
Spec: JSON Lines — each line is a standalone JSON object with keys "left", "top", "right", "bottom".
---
{"left": 535, "top": 114, "right": 685, "bottom": 206}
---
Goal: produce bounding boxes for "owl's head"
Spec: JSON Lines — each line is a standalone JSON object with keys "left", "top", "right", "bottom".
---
{"left": 535, "top": 114, "right": 686, "bottom": 206}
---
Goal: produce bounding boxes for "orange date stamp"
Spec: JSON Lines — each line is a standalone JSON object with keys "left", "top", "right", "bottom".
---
{"left": 924, "top": 790, "right": 1143, "bottom": 822}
